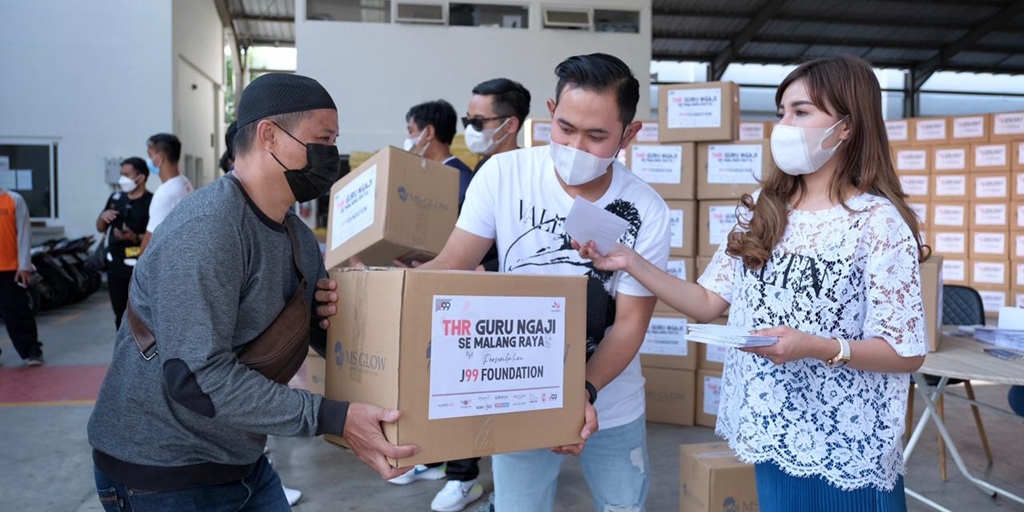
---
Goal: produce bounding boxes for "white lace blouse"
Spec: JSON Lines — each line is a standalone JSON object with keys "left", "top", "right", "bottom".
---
{"left": 697, "top": 192, "right": 927, "bottom": 492}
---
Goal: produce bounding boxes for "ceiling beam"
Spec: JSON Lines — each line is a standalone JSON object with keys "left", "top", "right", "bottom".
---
{"left": 652, "top": 52, "right": 1024, "bottom": 74}
{"left": 653, "top": 9, "right": 969, "bottom": 31}
{"left": 710, "top": 0, "right": 789, "bottom": 80}
{"left": 233, "top": 15, "right": 294, "bottom": 23}
{"left": 654, "top": 31, "right": 1023, "bottom": 55}
{"left": 911, "top": 0, "right": 1024, "bottom": 89}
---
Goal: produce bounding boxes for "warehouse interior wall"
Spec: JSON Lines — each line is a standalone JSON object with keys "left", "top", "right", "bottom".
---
{"left": 295, "top": 0, "right": 653, "bottom": 154}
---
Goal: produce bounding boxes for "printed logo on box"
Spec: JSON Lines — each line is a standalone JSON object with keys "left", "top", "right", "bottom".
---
{"left": 935, "top": 232, "right": 966, "bottom": 253}
{"left": 934, "top": 148, "right": 966, "bottom": 170}
{"left": 666, "top": 260, "right": 688, "bottom": 281}
{"left": 897, "top": 150, "right": 928, "bottom": 171}
{"left": 706, "top": 144, "right": 763, "bottom": 184}
{"left": 708, "top": 205, "right": 738, "bottom": 245}
{"left": 935, "top": 175, "right": 967, "bottom": 196}
{"left": 917, "top": 119, "right": 947, "bottom": 140}
{"left": 943, "top": 260, "right": 966, "bottom": 282}
{"left": 933, "top": 205, "right": 965, "bottom": 226}
{"left": 975, "top": 175, "right": 1009, "bottom": 198}
{"left": 631, "top": 145, "right": 683, "bottom": 184}
{"left": 975, "top": 145, "right": 1008, "bottom": 167}
{"left": 739, "top": 122, "right": 765, "bottom": 140}
{"left": 669, "top": 209, "right": 684, "bottom": 248}
{"left": 954, "top": 116, "right": 985, "bottom": 139}
{"left": 975, "top": 203, "right": 1008, "bottom": 225}
{"left": 640, "top": 317, "right": 689, "bottom": 357}
{"left": 667, "top": 87, "right": 723, "bottom": 130}
{"left": 994, "top": 113, "right": 1024, "bottom": 136}
{"left": 636, "top": 123, "right": 659, "bottom": 143}
{"left": 974, "top": 261, "right": 1006, "bottom": 284}
{"left": 899, "top": 175, "right": 928, "bottom": 195}
{"left": 333, "top": 340, "right": 388, "bottom": 375}
{"left": 886, "top": 120, "right": 909, "bottom": 141}
{"left": 975, "top": 232, "right": 1007, "bottom": 253}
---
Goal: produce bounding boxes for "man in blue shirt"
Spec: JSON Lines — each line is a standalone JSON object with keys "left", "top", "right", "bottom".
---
{"left": 404, "top": 100, "right": 474, "bottom": 210}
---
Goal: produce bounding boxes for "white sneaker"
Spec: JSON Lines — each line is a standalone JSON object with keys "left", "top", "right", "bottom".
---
{"left": 431, "top": 479, "right": 484, "bottom": 512}
{"left": 387, "top": 464, "right": 447, "bottom": 485}
{"left": 282, "top": 485, "right": 302, "bottom": 506}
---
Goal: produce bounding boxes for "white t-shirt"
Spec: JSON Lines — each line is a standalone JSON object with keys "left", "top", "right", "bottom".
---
{"left": 147, "top": 175, "right": 194, "bottom": 233}
{"left": 697, "top": 192, "right": 927, "bottom": 491}
{"left": 458, "top": 146, "right": 671, "bottom": 429}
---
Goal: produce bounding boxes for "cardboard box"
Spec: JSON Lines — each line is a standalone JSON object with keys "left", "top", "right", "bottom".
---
{"left": 699, "top": 200, "right": 741, "bottom": 257}
{"left": 991, "top": 112, "right": 1024, "bottom": 142}
{"left": 899, "top": 173, "right": 930, "bottom": 200}
{"left": 951, "top": 115, "right": 991, "bottom": 143}
{"left": 524, "top": 118, "right": 551, "bottom": 147}
{"left": 893, "top": 147, "right": 930, "bottom": 173}
{"left": 640, "top": 312, "right": 697, "bottom": 370}
{"left": 971, "top": 201, "right": 1010, "bottom": 229}
{"left": 921, "top": 257, "right": 944, "bottom": 352}
{"left": 1013, "top": 141, "right": 1024, "bottom": 172}
{"left": 666, "top": 200, "right": 697, "bottom": 257}
{"left": 1013, "top": 261, "right": 1024, "bottom": 289}
{"left": 697, "top": 343, "right": 730, "bottom": 371}
{"left": 932, "top": 145, "right": 969, "bottom": 173}
{"left": 970, "top": 257, "right": 1010, "bottom": 288}
{"left": 634, "top": 119, "right": 660, "bottom": 143}
{"left": 971, "top": 143, "right": 1011, "bottom": 173}
{"left": 657, "top": 258, "right": 696, "bottom": 313}
{"left": 909, "top": 201, "right": 929, "bottom": 229}
{"left": 1014, "top": 203, "right": 1024, "bottom": 230}
{"left": 680, "top": 443, "right": 759, "bottom": 512}
{"left": 1014, "top": 233, "right": 1024, "bottom": 259}
{"left": 642, "top": 367, "right": 695, "bottom": 426}
{"left": 886, "top": 119, "right": 911, "bottom": 146}
{"left": 931, "top": 231, "right": 968, "bottom": 257}
{"left": 659, "top": 82, "right": 740, "bottom": 143}
{"left": 971, "top": 229, "right": 1010, "bottom": 258}
{"left": 942, "top": 258, "right": 968, "bottom": 286}
{"left": 696, "top": 141, "right": 771, "bottom": 200}
{"left": 912, "top": 116, "right": 951, "bottom": 145}
{"left": 932, "top": 174, "right": 970, "bottom": 200}
{"left": 1012, "top": 288, "right": 1024, "bottom": 308}
{"left": 626, "top": 143, "right": 696, "bottom": 199}
{"left": 738, "top": 121, "right": 771, "bottom": 141}
{"left": 695, "top": 369, "right": 723, "bottom": 428}
{"left": 931, "top": 202, "right": 969, "bottom": 229}
{"left": 976, "top": 286, "right": 1010, "bottom": 317}
{"left": 972, "top": 172, "right": 1011, "bottom": 200}
{"left": 292, "top": 349, "right": 326, "bottom": 395}
{"left": 324, "top": 268, "right": 587, "bottom": 466}
{"left": 325, "top": 147, "right": 459, "bottom": 269}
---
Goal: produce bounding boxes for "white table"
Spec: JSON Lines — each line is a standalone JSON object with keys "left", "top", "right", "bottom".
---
{"left": 904, "top": 334, "right": 1024, "bottom": 511}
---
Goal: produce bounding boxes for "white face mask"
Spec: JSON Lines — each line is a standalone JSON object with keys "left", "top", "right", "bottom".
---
{"left": 549, "top": 142, "right": 618, "bottom": 186}
{"left": 402, "top": 131, "right": 429, "bottom": 155}
{"left": 770, "top": 118, "right": 846, "bottom": 176}
{"left": 118, "top": 175, "right": 139, "bottom": 193}
{"left": 465, "top": 118, "right": 510, "bottom": 155}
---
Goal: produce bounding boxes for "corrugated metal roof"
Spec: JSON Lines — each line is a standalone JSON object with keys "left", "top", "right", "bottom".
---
{"left": 225, "top": 0, "right": 295, "bottom": 47}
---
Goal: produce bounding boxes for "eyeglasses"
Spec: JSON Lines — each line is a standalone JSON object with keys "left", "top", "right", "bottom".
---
{"left": 461, "top": 115, "right": 510, "bottom": 131}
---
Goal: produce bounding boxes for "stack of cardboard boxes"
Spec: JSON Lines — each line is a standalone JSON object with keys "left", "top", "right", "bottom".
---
{"left": 889, "top": 112, "right": 1024, "bottom": 316}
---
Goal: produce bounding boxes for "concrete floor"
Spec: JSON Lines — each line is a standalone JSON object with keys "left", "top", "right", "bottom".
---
{"left": 1, "top": 287, "right": 1022, "bottom": 512}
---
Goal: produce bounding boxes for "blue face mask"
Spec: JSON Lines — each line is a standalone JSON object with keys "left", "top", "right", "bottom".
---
{"left": 145, "top": 156, "right": 161, "bottom": 177}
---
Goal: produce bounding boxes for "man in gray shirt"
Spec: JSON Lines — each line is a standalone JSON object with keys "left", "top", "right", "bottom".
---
{"left": 88, "top": 73, "right": 417, "bottom": 511}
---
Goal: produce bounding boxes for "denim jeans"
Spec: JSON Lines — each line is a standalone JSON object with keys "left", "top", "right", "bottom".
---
{"left": 492, "top": 414, "right": 649, "bottom": 512}
{"left": 94, "top": 456, "right": 289, "bottom": 512}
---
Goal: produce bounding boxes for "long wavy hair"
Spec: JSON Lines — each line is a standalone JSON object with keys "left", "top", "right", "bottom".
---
{"left": 726, "top": 55, "right": 930, "bottom": 270}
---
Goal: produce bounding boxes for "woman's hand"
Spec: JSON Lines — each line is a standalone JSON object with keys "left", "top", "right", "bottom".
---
{"left": 742, "top": 326, "right": 832, "bottom": 365}
{"left": 571, "top": 240, "right": 635, "bottom": 273}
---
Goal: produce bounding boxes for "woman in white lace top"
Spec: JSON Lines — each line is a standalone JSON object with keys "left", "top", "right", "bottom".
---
{"left": 576, "top": 55, "right": 929, "bottom": 511}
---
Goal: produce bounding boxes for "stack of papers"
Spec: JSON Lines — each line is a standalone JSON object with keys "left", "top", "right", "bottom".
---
{"left": 974, "top": 327, "right": 1024, "bottom": 351}
{"left": 686, "top": 324, "right": 779, "bottom": 348}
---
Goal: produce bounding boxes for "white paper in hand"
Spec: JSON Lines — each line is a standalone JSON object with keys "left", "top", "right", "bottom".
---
{"left": 564, "top": 196, "right": 630, "bottom": 256}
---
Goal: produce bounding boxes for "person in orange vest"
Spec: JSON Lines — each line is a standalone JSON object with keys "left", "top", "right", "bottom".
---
{"left": 0, "top": 186, "right": 43, "bottom": 366}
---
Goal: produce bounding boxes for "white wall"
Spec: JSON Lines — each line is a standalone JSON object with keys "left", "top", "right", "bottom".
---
{"left": 0, "top": 0, "right": 174, "bottom": 239}
{"left": 296, "top": 0, "right": 652, "bottom": 154}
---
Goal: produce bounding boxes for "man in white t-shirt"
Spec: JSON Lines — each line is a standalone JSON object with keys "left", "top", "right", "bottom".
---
{"left": 418, "top": 53, "right": 670, "bottom": 512}
{"left": 141, "top": 133, "right": 193, "bottom": 252}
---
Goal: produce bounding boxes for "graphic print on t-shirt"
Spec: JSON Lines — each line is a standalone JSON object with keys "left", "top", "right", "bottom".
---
{"left": 504, "top": 198, "right": 643, "bottom": 357}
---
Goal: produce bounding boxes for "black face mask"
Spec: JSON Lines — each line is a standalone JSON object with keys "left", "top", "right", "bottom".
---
{"left": 270, "top": 122, "right": 341, "bottom": 203}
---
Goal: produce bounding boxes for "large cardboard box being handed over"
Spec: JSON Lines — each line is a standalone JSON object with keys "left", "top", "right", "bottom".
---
{"left": 324, "top": 268, "right": 587, "bottom": 467}
{"left": 680, "top": 443, "right": 759, "bottom": 512}
{"left": 325, "top": 147, "right": 459, "bottom": 268}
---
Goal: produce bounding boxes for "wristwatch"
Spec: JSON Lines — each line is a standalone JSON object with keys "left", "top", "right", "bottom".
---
{"left": 825, "top": 336, "right": 851, "bottom": 368}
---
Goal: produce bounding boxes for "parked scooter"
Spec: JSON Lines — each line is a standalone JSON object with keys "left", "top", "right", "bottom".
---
{"left": 28, "top": 236, "right": 101, "bottom": 311}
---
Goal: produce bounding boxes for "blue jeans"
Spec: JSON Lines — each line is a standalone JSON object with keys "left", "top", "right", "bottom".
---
{"left": 1009, "top": 385, "right": 1024, "bottom": 416}
{"left": 493, "top": 414, "right": 649, "bottom": 512}
{"left": 94, "top": 456, "right": 289, "bottom": 512}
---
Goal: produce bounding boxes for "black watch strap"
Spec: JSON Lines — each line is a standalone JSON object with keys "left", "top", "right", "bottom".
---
{"left": 584, "top": 381, "right": 597, "bottom": 405}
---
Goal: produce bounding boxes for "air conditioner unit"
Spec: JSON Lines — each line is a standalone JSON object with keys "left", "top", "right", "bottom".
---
{"left": 542, "top": 7, "right": 591, "bottom": 29}
{"left": 395, "top": 2, "right": 446, "bottom": 24}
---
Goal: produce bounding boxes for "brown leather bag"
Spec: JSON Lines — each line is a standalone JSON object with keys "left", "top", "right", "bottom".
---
{"left": 126, "top": 224, "right": 311, "bottom": 385}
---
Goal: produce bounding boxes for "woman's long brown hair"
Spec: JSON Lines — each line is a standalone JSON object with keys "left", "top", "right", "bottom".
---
{"left": 726, "top": 55, "right": 931, "bottom": 270}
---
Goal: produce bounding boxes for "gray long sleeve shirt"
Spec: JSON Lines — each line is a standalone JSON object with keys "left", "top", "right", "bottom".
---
{"left": 87, "top": 175, "right": 346, "bottom": 491}
{"left": 0, "top": 189, "right": 32, "bottom": 271}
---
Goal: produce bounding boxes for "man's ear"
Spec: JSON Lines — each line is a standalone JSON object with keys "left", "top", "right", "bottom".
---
{"left": 620, "top": 120, "right": 643, "bottom": 149}
{"left": 422, "top": 124, "right": 435, "bottom": 142}
{"left": 256, "top": 119, "right": 277, "bottom": 151}
{"left": 546, "top": 98, "right": 557, "bottom": 117}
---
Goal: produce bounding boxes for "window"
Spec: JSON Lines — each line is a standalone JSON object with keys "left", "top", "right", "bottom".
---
{"left": 594, "top": 9, "right": 639, "bottom": 33}
{"left": 450, "top": 3, "right": 529, "bottom": 29}
{"left": 307, "top": 0, "right": 391, "bottom": 23}
{"left": 0, "top": 139, "right": 58, "bottom": 219}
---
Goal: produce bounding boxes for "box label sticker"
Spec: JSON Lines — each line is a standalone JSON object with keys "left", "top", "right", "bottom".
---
{"left": 933, "top": 205, "right": 965, "bottom": 226}
{"left": 640, "top": 317, "right": 689, "bottom": 357}
{"left": 1018, "top": 205, "right": 1024, "bottom": 228}
{"left": 943, "top": 259, "right": 966, "bottom": 282}
{"left": 667, "top": 259, "right": 688, "bottom": 281}
{"left": 897, "top": 149, "right": 928, "bottom": 171}
{"left": 975, "top": 145, "right": 1007, "bottom": 168}
{"left": 935, "top": 175, "right": 967, "bottom": 196}
{"left": 667, "top": 87, "right": 723, "bottom": 129}
{"left": 975, "top": 204, "right": 1007, "bottom": 225}
{"left": 703, "top": 375, "right": 722, "bottom": 416}
{"left": 899, "top": 175, "right": 928, "bottom": 196}
{"left": 934, "top": 148, "right": 966, "bottom": 171}
{"left": 1017, "top": 292, "right": 1024, "bottom": 309}
{"left": 953, "top": 116, "right": 985, "bottom": 139}
{"left": 975, "top": 232, "right": 1006, "bottom": 254}
{"left": 1017, "top": 263, "right": 1024, "bottom": 286}
{"left": 979, "top": 290, "right": 1007, "bottom": 313}
{"left": 974, "top": 261, "right": 1006, "bottom": 284}
{"left": 910, "top": 203, "right": 927, "bottom": 224}
{"left": 739, "top": 122, "right": 765, "bottom": 140}
{"left": 708, "top": 205, "right": 738, "bottom": 246}
{"left": 994, "top": 112, "right": 1024, "bottom": 136}
{"left": 886, "top": 120, "right": 909, "bottom": 141}
{"left": 532, "top": 122, "right": 551, "bottom": 144}
{"left": 706, "top": 144, "right": 762, "bottom": 184}
{"left": 705, "top": 344, "right": 729, "bottom": 363}
{"left": 636, "top": 122, "right": 659, "bottom": 142}
{"left": 1018, "top": 143, "right": 1024, "bottom": 165}
{"left": 935, "top": 233, "right": 966, "bottom": 254}
{"left": 331, "top": 166, "right": 377, "bottom": 251}
{"left": 669, "top": 209, "right": 684, "bottom": 248}
{"left": 975, "top": 175, "right": 1008, "bottom": 198}
{"left": 917, "top": 119, "right": 947, "bottom": 141}
{"left": 1017, "top": 173, "right": 1024, "bottom": 195}
{"left": 1017, "top": 234, "right": 1024, "bottom": 258}
{"left": 429, "top": 295, "right": 566, "bottom": 420}
{"left": 630, "top": 145, "right": 683, "bottom": 184}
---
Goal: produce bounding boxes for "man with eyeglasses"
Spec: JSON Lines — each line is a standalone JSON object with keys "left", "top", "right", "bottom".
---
{"left": 463, "top": 78, "right": 531, "bottom": 172}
